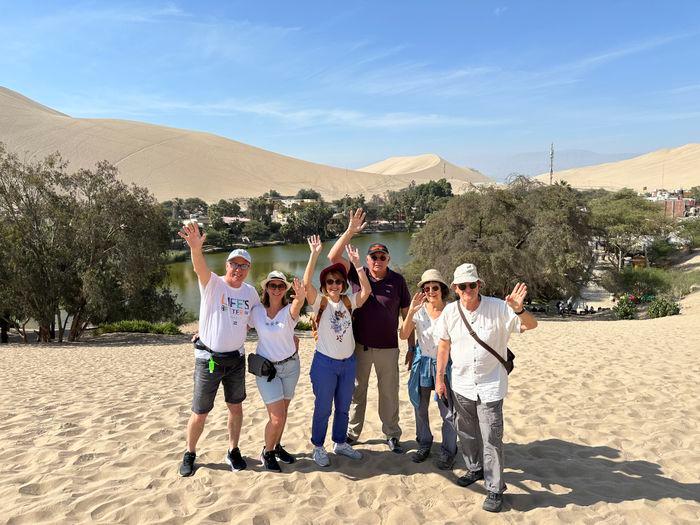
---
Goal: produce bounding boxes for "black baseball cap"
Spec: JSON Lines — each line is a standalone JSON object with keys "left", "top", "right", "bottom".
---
{"left": 367, "top": 243, "right": 389, "bottom": 255}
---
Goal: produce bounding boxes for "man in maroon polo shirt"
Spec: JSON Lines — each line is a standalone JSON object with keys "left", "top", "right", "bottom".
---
{"left": 328, "top": 209, "right": 414, "bottom": 453}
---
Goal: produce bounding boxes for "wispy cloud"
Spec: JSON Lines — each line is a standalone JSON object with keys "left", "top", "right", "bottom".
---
{"left": 668, "top": 83, "right": 700, "bottom": 95}
{"left": 59, "top": 92, "right": 514, "bottom": 130}
{"left": 494, "top": 7, "right": 508, "bottom": 16}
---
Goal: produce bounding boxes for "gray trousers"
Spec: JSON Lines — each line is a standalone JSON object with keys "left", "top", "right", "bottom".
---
{"left": 453, "top": 391, "right": 505, "bottom": 494}
{"left": 415, "top": 386, "right": 458, "bottom": 459}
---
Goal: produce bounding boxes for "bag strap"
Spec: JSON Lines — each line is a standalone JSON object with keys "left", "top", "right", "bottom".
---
{"left": 311, "top": 296, "right": 329, "bottom": 341}
{"left": 341, "top": 294, "right": 353, "bottom": 315}
{"left": 456, "top": 301, "right": 509, "bottom": 370}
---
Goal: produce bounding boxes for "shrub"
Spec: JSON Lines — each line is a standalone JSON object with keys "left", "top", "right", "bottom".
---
{"left": 613, "top": 295, "right": 637, "bottom": 320}
{"left": 295, "top": 319, "right": 312, "bottom": 331}
{"left": 601, "top": 267, "right": 670, "bottom": 297}
{"left": 97, "top": 320, "right": 181, "bottom": 335}
{"left": 647, "top": 298, "right": 681, "bottom": 318}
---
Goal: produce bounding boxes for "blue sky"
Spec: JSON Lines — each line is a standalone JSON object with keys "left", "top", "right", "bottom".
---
{"left": 2, "top": 1, "right": 700, "bottom": 173}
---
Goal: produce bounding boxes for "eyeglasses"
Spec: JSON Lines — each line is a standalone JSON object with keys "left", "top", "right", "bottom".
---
{"left": 267, "top": 283, "right": 287, "bottom": 290}
{"left": 229, "top": 262, "right": 250, "bottom": 270}
{"left": 325, "top": 278, "right": 345, "bottom": 286}
{"left": 370, "top": 254, "right": 387, "bottom": 261}
{"left": 457, "top": 282, "right": 478, "bottom": 291}
{"left": 422, "top": 285, "right": 440, "bottom": 293}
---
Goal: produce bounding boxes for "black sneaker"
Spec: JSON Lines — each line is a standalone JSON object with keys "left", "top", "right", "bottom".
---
{"left": 411, "top": 447, "right": 430, "bottom": 463}
{"left": 456, "top": 469, "right": 484, "bottom": 487}
{"left": 435, "top": 454, "right": 455, "bottom": 470}
{"left": 179, "top": 451, "right": 196, "bottom": 477}
{"left": 225, "top": 447, "right": 247, "bottom": 471}
{"left": 260, "top": 448, "right": 282, "bottom": 472}
{"left": 482, "top": 491, "right": 503, "bottom": 513}
{"left": 274, "top": 444, "right": 295, "bottom": 464}
{"left": 387, "top": 437, "right": 405, "bottom": 454}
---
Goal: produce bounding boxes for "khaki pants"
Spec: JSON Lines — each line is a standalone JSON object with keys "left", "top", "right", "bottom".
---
{"left": 347, "top": 344, "right": 401, "bottom": 440}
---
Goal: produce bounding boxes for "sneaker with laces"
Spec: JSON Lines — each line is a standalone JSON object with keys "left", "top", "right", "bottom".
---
{"left": 225, "top": 447, "right": 247, "bottom": 471}
{"left": 387, "top": 437, "right": 405, "bottom": 454}
{"left": 179, "top": 451, "right": 196, "bottom": 477}
{"left": 333, "top": 441, "right": 363, "bottom": 459}
{"left": 411, "top": 447, "right": 430, "bottom": 463}
{"left": 312, "top": 446, "right": 330, "bottom": 467}
{"left": 435, "top": 453, "right": 455, "bottom": 470}
{"left": 482, "top": 491, "right": 503, "bottom": 513}
{"left": 456, "top": 469, "right": 484, "bottom": 487}
{"left": 274, "top": 444, "right": 295, "bottom": 464}
{"left": 260, "top": 447, "right": 282, "bottom": 472}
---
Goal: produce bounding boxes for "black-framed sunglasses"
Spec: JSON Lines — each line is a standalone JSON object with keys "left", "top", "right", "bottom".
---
{"left": 229, "top": 262, "right": 250, "bottom": 270}
{"left": 457, "top": 282, "right": 478, "bottom": 291}
{"left": 267, "top": 283, "right": 287, "bottom": 290}
{"left": 422, "top": 285, "right": 440, "bottom": 293}
{"left": 325, "top": 278, "right": 345, "bottom": 286}
{"left": 370, "top": 254, "right": 387, "bottom": 261}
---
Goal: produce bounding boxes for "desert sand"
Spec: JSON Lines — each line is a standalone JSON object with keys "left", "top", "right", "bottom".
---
{"left": 0, "top": 87, "right": 489, "bottom": 202}
{"left": 2, "top": 289, "right": 699, "bottom": 524}
{"left": 534, "top": 143, "right": 700, "bottom": 192}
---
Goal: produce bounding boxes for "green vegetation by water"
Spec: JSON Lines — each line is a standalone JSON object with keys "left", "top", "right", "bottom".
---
{"left": 168, "top": 231, "right": 414, "bottom": 315}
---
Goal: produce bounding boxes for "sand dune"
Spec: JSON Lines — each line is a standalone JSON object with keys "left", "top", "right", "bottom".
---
{"left": 1, "top": 289, "right": 699, "bottom": 523}
{"left": 534, "top": 144, "right": 700, "bottom": 191}
{"left": 0, "top": 87, "right": 489, "bottom": 202}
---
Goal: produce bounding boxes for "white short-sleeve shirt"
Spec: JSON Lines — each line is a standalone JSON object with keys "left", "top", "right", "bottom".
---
{"left": 413, "top": 305, "right": 443, "bottom": 359}
{"left": 250, "top": 304, "right": 297, "bottom": 362}
{"left": 437, "top": 296, "right": 521, "bottom": 402}
{"left": 311, "top": 292, "right": 358, "bottom": 360}
{"left": 195, "top": 272, "right": 260, "bottom": 359}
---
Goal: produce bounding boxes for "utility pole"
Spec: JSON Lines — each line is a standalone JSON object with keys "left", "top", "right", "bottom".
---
{"left": 549, "top": 143, "right": 554, "bottom": 185}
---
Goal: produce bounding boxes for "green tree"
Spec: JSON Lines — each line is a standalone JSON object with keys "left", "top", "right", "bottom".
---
{"left": 407, "top": 179, "right": 594, "bottom": 300}
{"left": 279, "top": 201, "right": 334, "bottom": 242}
{"left": 296, "top": 188, "right": 322, "bottom": 200}
{"left": 588, "top": 189, "right": 669, "bottom": 270}
{"left": 242, "top": 219, "right": 271, "bottom": 241}
{"left": 686, "top": 185, "right": 700, "bottom": 201}
{"left": 182, "top": 197, "right": 208, "bottom": 216}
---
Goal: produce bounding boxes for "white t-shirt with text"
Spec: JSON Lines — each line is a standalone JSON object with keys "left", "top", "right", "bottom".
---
{"left": 195, "top": 272, "right": 260, "bottom": 359}
{"left": 311, "top": 292, "right": 358, "bottom": 360}
{"left": 437, "top": 296, "right": 521, "bottom": 402}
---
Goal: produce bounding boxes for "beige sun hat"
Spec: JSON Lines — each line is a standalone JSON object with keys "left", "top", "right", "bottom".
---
{"left": 259, "top": 270, "right": 292, "bottom": 292}
{"left": 417, "top": 269, "right": 448, "bottom": 289}
{"left": 451, "top": 263, "right": 484, "bottom": 285}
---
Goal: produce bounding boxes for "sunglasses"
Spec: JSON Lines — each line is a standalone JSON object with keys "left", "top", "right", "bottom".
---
{"left": 267, "top": 283, "right": 287, "bottom": 290}
{"left": 422, "top": 285, "right": 440, "bottom": 293}
{"left": 457, "top": 282, "right": 478, "bottom": 291}
{"left": 229, "top": 262, "right": 250, "bottom": 270}
{"left": 370, "top": 254, "right": 387, "bottom": 261}
{"left": 325, "top": 278, "right": 345, "bottom": 286}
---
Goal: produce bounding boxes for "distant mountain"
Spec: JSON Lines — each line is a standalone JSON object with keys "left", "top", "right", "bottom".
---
{"left": 533, "top": 144, "right": 700, "bottom": 191}
{"left": 471, "top": 150, "right": 637, "bottom": 182}
{"left": 0, "top": 86, "right": 491, "bottom": 202}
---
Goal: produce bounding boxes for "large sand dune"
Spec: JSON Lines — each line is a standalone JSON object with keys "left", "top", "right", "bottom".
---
{"left": 0, "top": 87, "right": 489, "bottom": 202}
{"left": 1, "top": 288, "right": 699, "bottom": 523}
{"left": 534, "top": 144, "right": 700, "bottom": 191}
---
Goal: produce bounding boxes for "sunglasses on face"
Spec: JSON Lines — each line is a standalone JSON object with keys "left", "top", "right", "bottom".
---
{"left": 370, "top": 254, "right": 387, "bottom": 261}
{"left": 422, "top": 285, "right": 440, "bottom": 293}
{"left": 229, "top": 262, "right": 250, "bottom": 270}
{"left": 267, "top": 283, "right": 287, "bottom": 290}
{"left": 457, "top": 282, "right": 478, "bottom": 291}
{"left": 325, "top": 278, "right": 345, "bottom": 286}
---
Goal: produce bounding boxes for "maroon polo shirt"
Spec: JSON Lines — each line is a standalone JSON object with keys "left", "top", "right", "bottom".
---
{"left": 348, "top": 266, "right": 411, "bottom": 349}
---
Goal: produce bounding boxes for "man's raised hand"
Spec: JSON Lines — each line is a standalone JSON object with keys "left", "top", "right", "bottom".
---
{"left": 505, "top": 282, "right": 528, "bottom": 312}
{"left": 346, "top": 208, "right": 367, "bottom": 235}
{"left": 178, "top": 221, "right": 206, "bottom": 251}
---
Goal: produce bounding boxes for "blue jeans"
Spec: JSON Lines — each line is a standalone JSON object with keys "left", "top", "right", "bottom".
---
{"left": 309, "top": 351, "right": 356, "bottom": 447}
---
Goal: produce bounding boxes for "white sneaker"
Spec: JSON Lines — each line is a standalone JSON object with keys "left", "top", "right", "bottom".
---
{"left": 333, "top": 442, "right": 363, "bottom": 459}
{"left": 312, "top": 446, "right": 330, "bottom": 467}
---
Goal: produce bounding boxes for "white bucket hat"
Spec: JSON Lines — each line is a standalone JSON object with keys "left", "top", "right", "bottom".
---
{"left": 227, "top": 248, "right": 252, "bottom": 264}
{"left": 259, "top": 270, "right": 292, "bottom": 292}
{"left": 417, "top": 269, "right": 448, "bottom": 289}
{"left": 451, "top": 263, "right": 484, "bottom": 286}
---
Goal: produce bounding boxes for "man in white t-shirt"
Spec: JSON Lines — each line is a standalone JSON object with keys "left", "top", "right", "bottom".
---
{"left": 435, "top": 263, "right": 538, "bottom": 513}
{"left": 177, "top": 222, "right": 260, "bottom": 477}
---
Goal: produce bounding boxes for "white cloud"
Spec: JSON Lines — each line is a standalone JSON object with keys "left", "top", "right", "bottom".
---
{"left": 494, "top": 7, "right": 508, "bottom": 16}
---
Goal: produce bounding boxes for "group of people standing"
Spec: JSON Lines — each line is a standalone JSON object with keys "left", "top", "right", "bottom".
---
{"left": 176, "top": 208, "right": 537, "bottom": 513}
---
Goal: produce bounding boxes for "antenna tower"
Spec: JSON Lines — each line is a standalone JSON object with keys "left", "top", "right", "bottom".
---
{"left": 549, "top": 143, "right": 554, "bottom": 185}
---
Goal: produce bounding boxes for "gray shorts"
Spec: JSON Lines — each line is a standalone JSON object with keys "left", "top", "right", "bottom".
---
{"left": 192, "top": 356, "right": 246, "bottom": 414}
{"left": 256, "top": 354, "right": 301, "bottom": 405}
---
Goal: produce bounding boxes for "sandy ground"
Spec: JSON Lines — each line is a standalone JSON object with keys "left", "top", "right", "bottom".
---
{"left": 1, "top": 292, "right": 699, "bottom": 524}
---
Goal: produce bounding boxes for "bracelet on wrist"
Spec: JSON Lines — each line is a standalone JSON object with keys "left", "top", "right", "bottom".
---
{"left": 514, "top": 308, "right": 525, "bottom": 315}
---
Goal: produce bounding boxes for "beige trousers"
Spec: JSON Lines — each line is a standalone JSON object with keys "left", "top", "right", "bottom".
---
{"left": 347, "top": 343, "right": 402, "bottom": 440}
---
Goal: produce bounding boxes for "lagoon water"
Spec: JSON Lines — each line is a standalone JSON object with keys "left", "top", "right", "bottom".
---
{"left": 168, "top": 232, "right": 413, "bottom": 314}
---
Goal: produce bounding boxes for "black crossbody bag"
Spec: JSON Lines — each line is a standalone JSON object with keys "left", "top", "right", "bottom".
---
{"left": 457, "top": 302, "right": 515, "bottom": 375}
